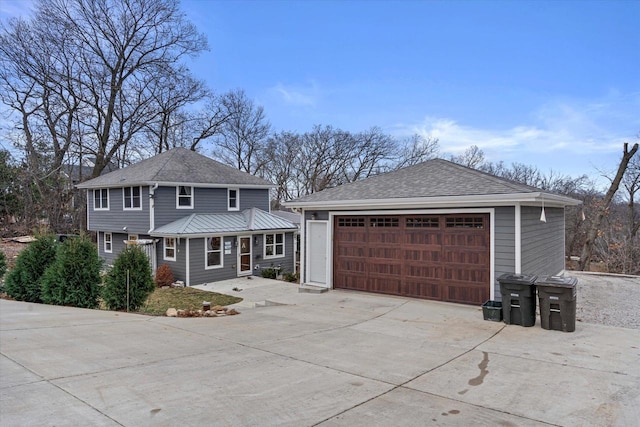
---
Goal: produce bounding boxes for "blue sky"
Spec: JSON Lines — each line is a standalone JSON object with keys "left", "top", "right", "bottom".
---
{"left": 2, "top": 0, "right": 639, "bottom": 188}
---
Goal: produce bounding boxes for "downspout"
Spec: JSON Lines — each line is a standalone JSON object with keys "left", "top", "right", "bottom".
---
{"left": 515, "top": 203, "right": 522, "bottom": 274}
{"left": 148, "top": 183, "right": 159, "bottom": 233}
{"left": 186, "top": 237, "right": 190, "bottom": 287}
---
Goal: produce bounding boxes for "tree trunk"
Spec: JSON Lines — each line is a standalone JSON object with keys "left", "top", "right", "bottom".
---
{"left": 579, "top": 143, "right": 639, "bottom": 270}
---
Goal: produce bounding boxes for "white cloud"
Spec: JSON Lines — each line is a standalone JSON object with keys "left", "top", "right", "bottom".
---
{"left": 269, "top": 81, "right": 319, "bottom": 107}
{"left": 393, "top": 92, "right": 639, "bottom": 163}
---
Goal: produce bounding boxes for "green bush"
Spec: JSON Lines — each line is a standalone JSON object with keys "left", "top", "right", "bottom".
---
{"left": 0, "top": 251, "right": 6, "bottom": 282}
{"left": 41, "top": 235, "right": 103, "bottom": 308}
{"left": 283, "top": 271, "right": 298, "bottom": 283}
{"left": 3, "top": 234, "right": 58, "bottom": 302}
{"left": 102, "top": 245, "right": 154, "bottom": 311}
{"left": 261, "top": 267, "right": 277, "bottom": 279}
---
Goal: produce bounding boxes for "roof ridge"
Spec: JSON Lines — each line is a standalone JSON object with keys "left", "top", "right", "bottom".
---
{"left": 178, "top": 213, "right": 197, "bottom": 234}
{"left": 435, "top": 158, "right": 545, "bottom": 193}
{"left": 149, "top": 149, "right": 180, "bottom": 182}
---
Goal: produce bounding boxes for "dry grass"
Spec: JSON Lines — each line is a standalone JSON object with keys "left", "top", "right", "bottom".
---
{"left": 139, "top": 287, "right": 242, "bottom": 316}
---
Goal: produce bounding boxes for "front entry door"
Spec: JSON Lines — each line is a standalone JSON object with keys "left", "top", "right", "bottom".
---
{"left": 238, "top": 236, "right": 252, "bottom": 276}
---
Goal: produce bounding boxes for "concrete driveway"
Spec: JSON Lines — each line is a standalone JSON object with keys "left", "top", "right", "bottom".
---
{"left": 1, "top": 277, "right": 639, "bottom": 426}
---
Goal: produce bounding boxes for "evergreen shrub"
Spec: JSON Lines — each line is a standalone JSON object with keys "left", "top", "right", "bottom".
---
{"left": 41, "top": 235, "right": 102, "bottom": 308}
{"left": 102, "top": 245, "right": 154, "bottom": 311}
{"left": 3, "top": 234, "right": 57, "bottom": 302}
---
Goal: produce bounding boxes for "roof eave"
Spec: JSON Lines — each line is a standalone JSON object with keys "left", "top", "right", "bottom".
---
{"left": 76, "top": 181, "right": 275, "bottom": 190}
{"left": 283, "top": 192, "right": 582, "bottom": 210}
{"left": 151, "top": 227, "right": 297, "bottom": 238}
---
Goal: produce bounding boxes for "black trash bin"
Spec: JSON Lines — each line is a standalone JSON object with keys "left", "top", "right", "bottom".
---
{"left": 536, "top": 276, "right": 577, "bottom": 332}
{"left": 498, "top": 273, "right": 537, "bottom": 327}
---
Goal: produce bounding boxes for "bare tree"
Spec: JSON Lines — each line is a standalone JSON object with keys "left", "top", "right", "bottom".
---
{"left": 579, "top": 142, "right": 639, "bottom": 271}
{"left": 449, "top": 144, "right": 485, "bottom": 169}
{"left": 261, "top": 131, "right": 302, "bottom": 208}
{"left": 213, "top": 89, "right": 270, "bottom": 174}
{"left": 1, "top": 0, "right": 209, "bottom": 232}
{"left": 394, "top": 134, "right": 440, "bottom": 169}
{"left": 143, "top": 66, "right": 210, "bottom": 154}
{"left": 34, "top": 0, "right": 208, "bottom": 177}
{"left": 620, "top": 151, "right": 640, "bottom": 273}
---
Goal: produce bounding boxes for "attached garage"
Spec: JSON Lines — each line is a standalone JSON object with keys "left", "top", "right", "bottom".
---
{"left": 285, "top": 159, "right": 580, "bottom": 306}
{"left": 333, "top": 214, "right": 490, "bottom": 304}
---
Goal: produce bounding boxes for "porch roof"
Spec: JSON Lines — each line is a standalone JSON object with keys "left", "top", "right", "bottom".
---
{"left": 151, "top": 208, "right": 298, "bottom": 237}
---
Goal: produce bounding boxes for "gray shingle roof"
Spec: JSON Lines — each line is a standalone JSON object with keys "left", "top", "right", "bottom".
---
{"left": 286, "top": 159, "right": 578, "bottom": 205}
{"left": 152, "top": 208, "right": 297, "bottom": 236}
{"left": 76, "top": 147, "right": 273, "bottom": 188}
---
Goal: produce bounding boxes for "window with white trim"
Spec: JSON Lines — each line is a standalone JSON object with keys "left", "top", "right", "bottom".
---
{"left": 228, "top": 188, "right": 239, "bottom": 211}
{"left": 205, "top": 236, "right": 223, "bottom": 269}
{"left": 177, "top": 186, "right": 193, "bottom": 209}
{"left": 93, "top": 189, "right": 109, "bottom": 210}
{"left": 264, "top": 233, "right": 285, "bottom": 258}
{"left": 128, "top": 234, "right": 138, "bottom": 241}
{"left": 164, "top": 237, "right": 176, "bottom": 261}
{"left": 123, "top": 186, "right": 142, "bottom": 210}
{"left": 104, "top": 232, "right": 112, "bottom": 253}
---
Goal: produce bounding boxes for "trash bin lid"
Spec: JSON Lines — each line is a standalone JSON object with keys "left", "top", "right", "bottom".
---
{"left": 536, "top": 275, "right": 578, "bottom": 288}
{"left": 497, "top": 273, "right": 537, "bottom": 285}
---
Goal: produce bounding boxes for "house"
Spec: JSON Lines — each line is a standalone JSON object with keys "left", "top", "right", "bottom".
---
{"left": 76, "top": 148, "right": 298, "bottom": 286}
{"left": 284, "top": 159, "right": 581, "bottom": 305}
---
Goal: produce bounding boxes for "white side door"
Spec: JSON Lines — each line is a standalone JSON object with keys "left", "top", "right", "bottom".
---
{"left": 307, "top": 221, "right": 328, "bottom": 286}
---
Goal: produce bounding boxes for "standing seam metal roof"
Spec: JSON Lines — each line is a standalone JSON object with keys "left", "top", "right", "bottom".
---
{"left": 152, "top": 208, "right": 297, "bottom": 236}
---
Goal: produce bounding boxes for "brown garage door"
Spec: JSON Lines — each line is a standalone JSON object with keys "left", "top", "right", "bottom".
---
{"left": 333, "top": 214, "right": 490, "bottom": 305}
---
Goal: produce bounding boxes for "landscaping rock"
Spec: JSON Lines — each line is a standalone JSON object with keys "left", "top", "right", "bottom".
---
{"left": 166, "top": 308, "right": 177, "bottom": 317}
{"left": 168, "top": 307, "right": 239, "bottom": 318}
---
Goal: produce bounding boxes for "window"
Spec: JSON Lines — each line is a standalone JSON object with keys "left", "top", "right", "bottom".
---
{"left": 406, "top": 217, "right": 439, "bottom": 228}
{"left": 370, "top": 217, "right": 399, "bottom": 227}
{"left": 128, "top": 234, "right": 138, "bottom": 241}
{"left": 446, "top": 217, "right": 485, "bottom": 229}
{"left": 177, "top": 186, "right": 193, "bottom": 209}
{"left": 338, "top": 217, "right": 365, "bottom": 227}
{"left": 264, "top": 233, "right": 285, "bottom": 258}
{"left": 205, "top": 236, "right": 223, "bottom": 269}
{"left": 123, "top": 186, "right": 142, "bottom": 210}
{"left": 164, "top": 237, "right": 176, "bottom": 261}
{"left": 228, "top": 188, "right": 239, "bottom": 211}
{"left": 104, "top": 232, "right": 112, "bottom": 253}
{"left": 93, "top": 189, "right": 109, "bottom": 210}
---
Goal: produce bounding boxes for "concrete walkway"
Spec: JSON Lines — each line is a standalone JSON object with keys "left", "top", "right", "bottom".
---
{"left": 1, "top": 278, "right": 639, "bottom": 426}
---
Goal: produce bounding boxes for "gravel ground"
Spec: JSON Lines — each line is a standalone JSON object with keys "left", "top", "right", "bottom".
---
{"left": 571, "top": 271, "right": 640, "bottom": 330}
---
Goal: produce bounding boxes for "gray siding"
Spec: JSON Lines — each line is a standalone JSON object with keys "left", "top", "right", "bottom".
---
{"left": 239, "top": 188, "right": 270, "bottom": 211}
{"left": 97, "top": 232, "right": 133, "bottom": 265}
{"left": 188, "top": 236, "right": 245, "bottom": 285}
{"left": 157, "top": 237, "right": 187, "bottom": 283}
{"left": 153, "top": 186, "right": 270, "bottom": 228}
{"left": 521, "top": 206, "right": 565, "bottom": 277}
{"left": 254, "top": 232, "right": 295, "bottom": 276}
{"left": 494, "top": 207, "right": 516, "bottom": 300}
{"left": 88, "top": 187, "right": 150, "bottom": 233}
{"left": 188, "top": 232, "right": 295, "bottom": 286}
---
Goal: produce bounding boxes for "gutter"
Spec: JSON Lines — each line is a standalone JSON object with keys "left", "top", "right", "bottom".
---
{"left": 283, "top": 192, "right": 582, "bottom": 210}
